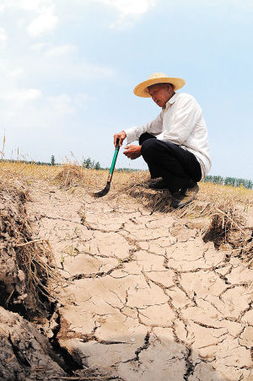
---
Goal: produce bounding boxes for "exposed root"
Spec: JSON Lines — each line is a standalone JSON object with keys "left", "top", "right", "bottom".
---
{"left": 203, "top": 203, "right": 253, "bottom": 262}
{"left": 0, "top": 176, "right": 59, "bottom": 318}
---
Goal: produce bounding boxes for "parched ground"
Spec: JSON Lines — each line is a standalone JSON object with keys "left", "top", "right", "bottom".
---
{"left": 26, "top": 176, "right": 253, "bottom": 381}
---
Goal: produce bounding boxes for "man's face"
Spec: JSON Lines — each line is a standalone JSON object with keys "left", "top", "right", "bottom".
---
{"left": 148, "top": 84, "right": 174, "bottom": 108}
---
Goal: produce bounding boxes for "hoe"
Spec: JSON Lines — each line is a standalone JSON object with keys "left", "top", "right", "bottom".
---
{"left": 93, "top": 141, "right": 120, "bottom": 197}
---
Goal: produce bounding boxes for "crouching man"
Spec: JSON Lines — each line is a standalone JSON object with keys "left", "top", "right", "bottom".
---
{"left": 114, "top": 72, "right": 211, "bottom": 208}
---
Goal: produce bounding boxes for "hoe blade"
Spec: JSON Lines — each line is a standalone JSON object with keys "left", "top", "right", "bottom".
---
{"left": 93, "top": 182, "right": 110, "bottom": 198}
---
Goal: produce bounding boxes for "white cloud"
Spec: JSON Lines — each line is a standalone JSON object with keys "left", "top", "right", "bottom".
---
{"left": 99, "top": 0, "right": 156, "bottom": 15}
{"left": 0, "top": 0, "right": 59, "bottom": 38}
{"left": 44, "top": 44, "right": 77, "bottom": 57}
{"left": 78, "top": 61, "right": 115, "bottom": 79}
{"left": 28, "top": 40, "right": 115, "bottom": 79}
{"left": 90, "top": 0, "right": 158, "bottom": 28}
{"left": 0, "top": 27, "right": 7, "bottom": 47}
{"left": 30, "top": 45, "right": 116, "bottom": 80}
{"left": 30, "top": 42, "right": 50, "bottom": 52}
{"left": 47, "top": 93, "right": 91, "bottom": 114}
{"left": 0, "top": 88, "right": 92, "bottom": 163}
{"left": 7, "top": 68, "right": 25, "bottom": 79}
{"left": 0, "top": 0, "right": 54, "bottom": 12}
{"left": 0, "top": 89, "right": 90, "bottom": 162}
{"left": 0, "top": 27, "right": 7, "bottom": 41}
{"left": 30, "top": 42, "right": 77, "bottom": 58}
{"left": 27, "top": 6, "right": 58, "bottom": 37}
{"left": 0, "top": 60, "right": 25, "bottom": 85}
{"left": 47, "top": 94, "right": 74, "bottom": 114}
{"left": 0, "top": 88, "right": 42, "bottom": 102}
{"left": 19, "top": 0, "right": 52, "bottom": 11}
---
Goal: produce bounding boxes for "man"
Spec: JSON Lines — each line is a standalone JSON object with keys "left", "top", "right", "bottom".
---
{"left": 113, "top": 73, "right": 211, "bottom": 208}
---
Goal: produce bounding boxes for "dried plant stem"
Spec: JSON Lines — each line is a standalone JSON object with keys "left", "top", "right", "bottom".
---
{"left": 15, "top": 239, "right": 44, "bottom": 247}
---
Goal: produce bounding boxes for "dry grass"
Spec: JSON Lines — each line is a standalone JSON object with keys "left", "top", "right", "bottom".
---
{"left": 55, "top": 164, "right": 85, "bottom": 188}
{"left": 0, "top": 161, "right": 252, "bottom": 210}
{"left": 198, "top": 181, "right": 253, "bottom": 207}
{"left": 0, "top": 161, "right": 62, "bottom": 181}
{"left": 0, "top": 161, "right": 252, "bottom": 207}
{"left": 0, "top": 161, "right": 117, "bottom": 188}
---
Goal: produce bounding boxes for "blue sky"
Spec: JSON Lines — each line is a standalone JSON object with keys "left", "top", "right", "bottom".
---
{"left": 0, "top": 0, "right": 252, "bottom": 179}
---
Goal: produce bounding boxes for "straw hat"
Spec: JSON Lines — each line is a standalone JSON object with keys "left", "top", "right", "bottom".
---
{"left": 133, "top": 72, "right": 186, "bottom": 98}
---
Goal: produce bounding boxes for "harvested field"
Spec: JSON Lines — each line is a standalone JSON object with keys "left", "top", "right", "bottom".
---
{"left": 0, "top": 162, "right": 252, "bottom": 381}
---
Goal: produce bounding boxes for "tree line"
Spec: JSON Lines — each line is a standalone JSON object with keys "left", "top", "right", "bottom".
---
{"left": 82, "top": 157, "right": 101, "bottom": 170}
{"left": 0, "top": 155, "right": 102, "bottom": 169}
{"left": 202, "top": 175, "right": 253, "bottom": 189}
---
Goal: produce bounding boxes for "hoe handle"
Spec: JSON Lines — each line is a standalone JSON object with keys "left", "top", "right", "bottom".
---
{"left": 109, "top": 144, "right": 120, "bottom": 175}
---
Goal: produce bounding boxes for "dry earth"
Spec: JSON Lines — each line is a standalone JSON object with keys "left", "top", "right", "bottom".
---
{"left": 25, "top": 178, "right": 253, "bottom": 381}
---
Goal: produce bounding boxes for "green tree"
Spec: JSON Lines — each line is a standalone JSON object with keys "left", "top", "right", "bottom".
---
{"left": 224, "top": 177, "right": 235, "bottom": 186}
{"left": 95, "top": 161, "right": 101, "bottom": 170}
{"left": 83, "top": 157, "right": 95, "bottom": 169}
{"left": 51, "top": 155, "right": 55, "bottom": 166}
{"left": 246, "top": 180, "right": 253, "bottom": 189}
{"left": 83, "top": 157, "right": 91, "bottom": 168}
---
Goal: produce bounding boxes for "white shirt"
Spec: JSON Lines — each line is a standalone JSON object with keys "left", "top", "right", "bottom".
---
{"left": 125, "top": 92, "right": 211, "bottom": 178}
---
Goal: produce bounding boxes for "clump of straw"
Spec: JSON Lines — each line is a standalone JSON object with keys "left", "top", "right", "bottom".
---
{"left": 54, "top": 164, "right": 85, "bottom": 188}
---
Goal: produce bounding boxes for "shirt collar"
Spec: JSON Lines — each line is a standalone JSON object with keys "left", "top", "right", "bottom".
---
{"left": 164, "top": 93, "right": 178, "bottom": 109}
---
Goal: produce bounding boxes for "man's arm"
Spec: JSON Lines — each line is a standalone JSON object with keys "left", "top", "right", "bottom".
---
{"left": 163, "top": 95, "right": 202, "bottom": 144}
{"left": 113, "top": 112, "right": 163, "bottom": 159}
{"left": 124, "top": 112, "right": 163, "bottom": 145}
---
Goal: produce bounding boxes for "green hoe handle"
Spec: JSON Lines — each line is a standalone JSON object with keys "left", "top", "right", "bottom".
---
{"left": 109, "top": 144, "right": 120, "bottom": 175}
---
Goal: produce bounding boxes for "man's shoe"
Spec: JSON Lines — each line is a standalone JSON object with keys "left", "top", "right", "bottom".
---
{"left": 171, "top": 184, "right": 199, "bottom": 209}
{"left": 149, "top": 179, "right": 170, "bottom": 190}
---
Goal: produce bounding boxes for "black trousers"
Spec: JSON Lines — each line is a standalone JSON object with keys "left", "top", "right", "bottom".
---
{"left": 139, "top": 133, "right": 202, "bottom": 193}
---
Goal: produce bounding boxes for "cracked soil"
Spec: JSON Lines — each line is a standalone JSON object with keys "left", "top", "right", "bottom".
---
{"left": 27, "top": 179, "right": 253, "bottom": 381}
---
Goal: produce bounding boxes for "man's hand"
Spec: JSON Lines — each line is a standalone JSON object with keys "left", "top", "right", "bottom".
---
{"left": 123, "top": 145, "right": 142, "bottom": 160}
{"left": 113, "top": 130, "right": 126, "bottom": 147}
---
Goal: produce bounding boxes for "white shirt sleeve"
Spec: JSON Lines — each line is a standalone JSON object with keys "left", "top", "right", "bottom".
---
{"left": 163, "top": 95, "right": 202, "bottom": 145}
{"left": 125, "top": 112, "right": 163, "bottom": 144}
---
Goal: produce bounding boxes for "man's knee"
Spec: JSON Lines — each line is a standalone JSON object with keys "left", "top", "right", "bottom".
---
{"left": 139, "top": 132, "right": 156, "bottom": 145}
{"left": 141, "top": 138, "right": 160, "bottom": 158}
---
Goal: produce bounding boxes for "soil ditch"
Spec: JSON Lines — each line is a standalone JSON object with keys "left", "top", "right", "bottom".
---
{"left": 0, "top": 176, "right": 114, "bottom": 380}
